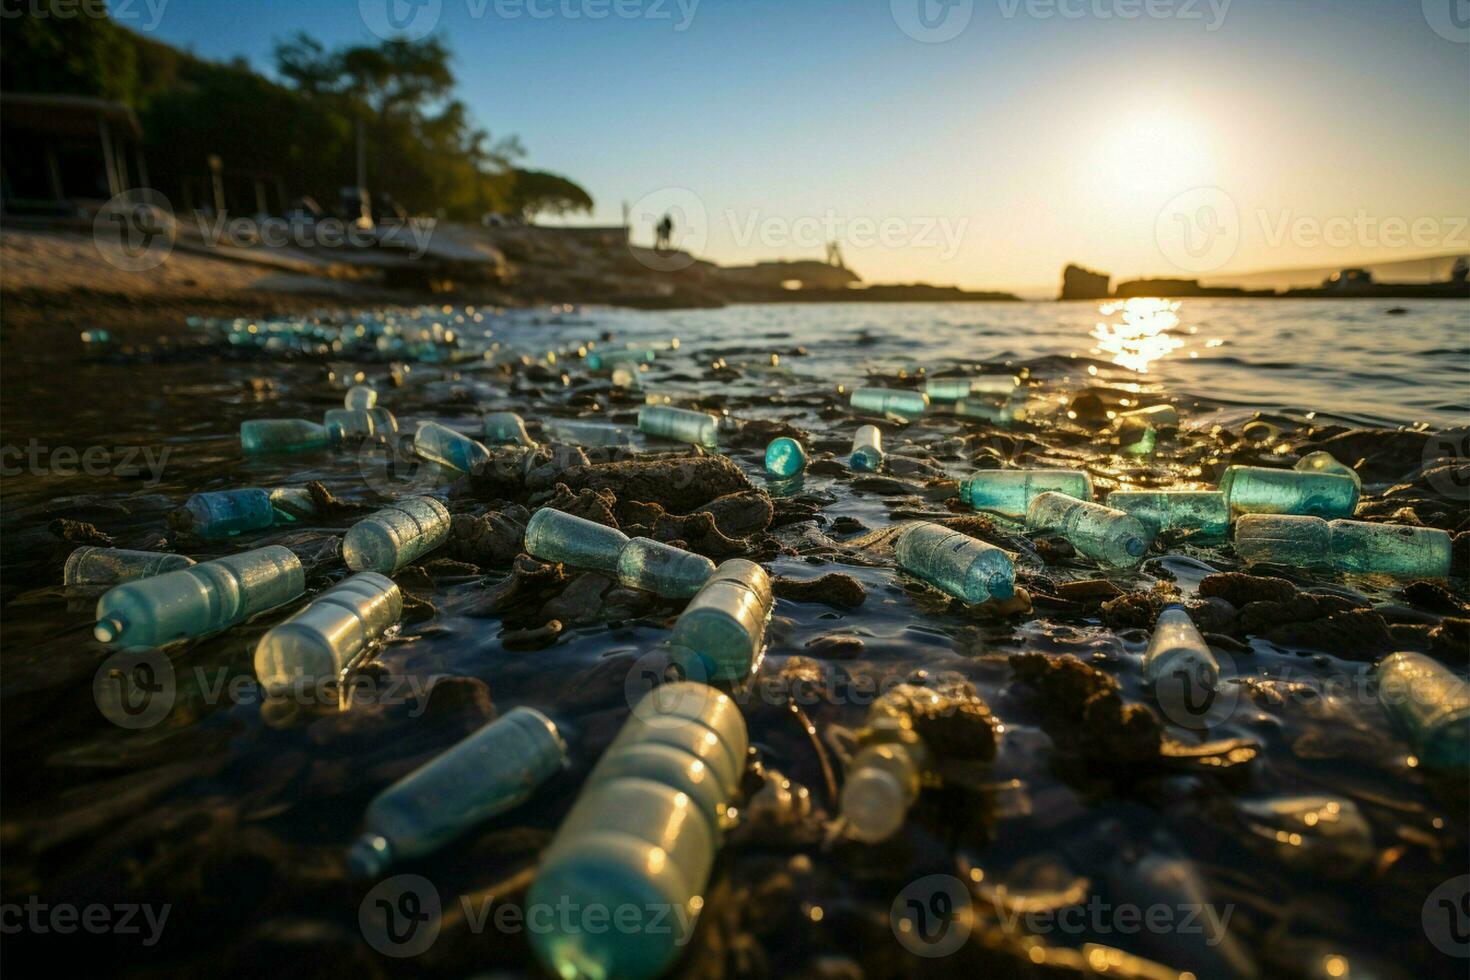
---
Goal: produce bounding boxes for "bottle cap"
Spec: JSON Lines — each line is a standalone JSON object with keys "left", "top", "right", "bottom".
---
{"left": 841, "top": 768, "right": 908, "bottom": 843}
{"left": 347, "top": 833, "right": 393, "bottom": 879}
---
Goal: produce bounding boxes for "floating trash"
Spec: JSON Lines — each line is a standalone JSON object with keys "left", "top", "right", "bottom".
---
{"left": 895, "top": 521, "right": 1015, "bottom": 604}
{"left": 638, "top": 405, "right": 718, "bottom": 448}
{"left": 483, "top": 411, "right": 536, "bottom": 446}
{"left": 412, "top": 420, "right": 492, "bottom": 473}
{"left": 960, "top": 469, "right": 1093, "bottom": 518}
{"left": 1234, "top": 515, "right": 1451, "bottom": 577}
{"left": 764, "top": 436, "right": 807, "bottom": 477}
{"left": 669, "top": 558, "right": 773, "bottom": 680}
{"left": 1375, "top": 652, "right": 1469, "bottom": 769}
{"left": 344, "top": 384, "right": 378, "bottom": 410}
{"left": 323, "top": 407, "right": 397, "bottom": 444}
{"left": 1142, "top": 604, "right": 1220, "bottom": 691}
{"left": 849, "top": 424, "right": 884, "bottom": 472}
{"left": 849, "top": 386, "right": 928, "bottom": 419}
{"left": 343, "top": 496, "right": 451, "bottom": 573}
{"left": 240, "top": 418, "right": 331, "bottom": 455}
{"left": 525, "top": 508, "right": 630, "bottom": 575}
{"left": 64, "top": 547, "right": 195, "bottom": 588}
{"left": 1106, "top": 490, "right": 1229, "bottom": 539}
{"left": 616, "top": 537, "right": 716, "bottom": 598}
{"left": 176, "top": 488, "right": 276, "bottom": 539}
{"left": 1293, "top": 450, "right": 1361, "bottom": 489}
{"left": 1236, "top": 796, "right": 1373, "bottom": 879}
{"left": 840, "top": 689, "right": 939, "bottom": 843}
{"left": 254, "top": 572, "right": 402, "bottom": 693}
{"left": 1221, "top": 465, "right": 1359, "bottom": 518}
{"left": 1026, "top": 492, "right": 1152, "bottom": 566}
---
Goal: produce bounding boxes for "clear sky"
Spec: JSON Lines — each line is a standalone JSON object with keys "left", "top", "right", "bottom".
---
{"left": 128, "top": 0, "right": 1469, "bottom": 294}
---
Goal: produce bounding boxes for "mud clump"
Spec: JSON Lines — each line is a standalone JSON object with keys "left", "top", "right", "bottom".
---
{"left": 540, "top": 485, "right": 619, "bottom": 527}
{"left": 773, "top": 573, "right": 866, "bottom": 609}
{"left": 555, "top": 454, "right": 754, "bottom": 513}
{"left": 446, "top": 505, "right": 530, "bottom": 568}
{"left": 50, "top": 518, "right": 113, "bottom": 547}
{"left": 880, "top": 682, "right": 999, "bottom": 761}
{"left": 1007, "top": 653, "right": 1162, "bottom": 763}
{"left": 1199, "top": 572, "right": 1297, "bottom": 606}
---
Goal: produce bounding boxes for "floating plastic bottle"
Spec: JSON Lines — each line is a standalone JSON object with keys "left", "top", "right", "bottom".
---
{"left": 413, "top": 420, "right": 492, "bottom": 473}
{"left": 344, "top": 384, "right": 378, "bottom": 410}
{"left": 586, "top": 347, "right": 658, "bottom": 371}
{"left": 94, "top": 546, "right": 304, "bottom": 649}
{"left": 1106, "top": 490, "right": 1229, "bottom": 539}
{"left": 528, "top": 683, "right": 746, "bottom": 980}
{"left": 1294, "top": 450, "right": 1360, "bottom": 489}
{"left": 544, "top": 419, "right": 635, "bottom": 447}
{"left": 849, "top": 387, "right": 928, "bottom": 419}
{"left": 840, "top": 687, "right": 939, "bottom": 843}
{"left": 240, "top": 418, "right": 331, "bottom": 455}
{"left": 959, "top": 469, "right": 1092, "bottom": 518}
{"left": 254, "top": 572, "right": 402, "bottom": 693}
{"left": 1142, "top": 605, "right": 1220, "bottom": 692}
{"left": 343, "top": 496, "right": 451, "bottom": 573}
{"left": 524, "top": 508, "right": 630, "bottom": 575}
{"left": 1220, "top": 465, "right": 1359, "bottom": 518}
{"left": 483, "top": 411, "right": 536, "bottom": 446}
{"left": 1375, "top": 652, "right": 1469, "bottom": 769}
{"left": 638, "top": 405, "right": 718, "bottom": 448}
{"left": 1235, "top": 796, "right": 1373, "bottom": 878}
{"left": 669, "top": 559, "right": 774, "bottom": 680}
{"left": 1026, "top": 492, "right": 1151, "bottom": 567}
{"left": 1234, "top": 515, "right": 1452, "bottom": 578}
{"left": 850, "top": 424, "right": 884, "bottom": 472}
{"left": 349, "top": 706, "right": 567, "bottom": 877}
{"left": 323, "top": 408, "right": 397, "bottom": 444}
{"left": 923, "top": 378, "right": 975, "bottom": 401}
{"left": 616, "top": 537, "right": 716, "bottom": 598}
{"left": 894, "top": 522, "right": 1015, "bottom": 604}
{"left": 954, "top": 394, "right": 1026, "bottom": 427}
{"left": 64, "top": 547, "right": 195, "bottom": 587}
{"left": 764, "top": 436, "right": 807, "bottom": 477}
{"left": 177, "top": 488, "right": 276, "bottom": 539}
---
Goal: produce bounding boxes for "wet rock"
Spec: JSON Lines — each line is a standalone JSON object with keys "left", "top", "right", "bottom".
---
{"left": 882, "top": 683, "right": 999, "bottom": 761}
{"left": 804, "top": 634, "right": 865, "bottom": 659}
{"left": 1007, "top": 653, "right": 1162, "bottom": 763}
{"left": 828, "top": 516, "right": 866, "bottom": 536}
{"left": 421, "top": 558, "right": 481, "bottom": 583}
{"left": 773, "top": 573, "right": 866, "bottom": 609}
{"left": 883, "top": 454, "right": 943, "bottom": 479}
{"left": 851, "top": 475, "right": 920, "bottom": 496}
{"left": 446, "top": 505, "right": 530, "bottom": 567}
{"left": 500, "top": 619, "right": 563, "bottom": 651}
{"left": 1100, "top": 589, "right": 1178, "bottom": 630}
{"left": 1188, "top": 596, "right": 1237, "bottom": 634}
{"left": 400, "top": 591, "right": 437, "bottom": 624}
{"left": 1033, "top": 534, "right": 1076, "bottom": 564}
{"left": 541, "top": 573, "right": 614, "bottom": 626}
{"left": 464, "top": 555, "right": 568, "bottom": 620}
{"left": 1300, "top": 428, "right": 1429, "bottom": 482}
{"left": 701, "top": 490, "right": 775, "bottom": 538}
{"left": 1056, "top": 579, "right": 1125, "bottom": 602}
{"left": 618, "top": 502, "right": 752, "bottom": 559}
{"left": 1402, "top": 580, "right": 1467, "bottom": 614}
{"left": 416, "top": 676, "right": 496, "bottom": 729}
{"left": 1389, "top": 623, "right": 1436, "bottom": 651}
{"left": 48, "top": 518, "right": 113, "bottom": 547}
{"left": 556, "top": 454, "right": 753, "bottom": 513}
{"left": 560, "top": 654, "right": 639, "bottom": 711}
{"left": 1260, "top": 608, "right": 1395, "bottom": 660}
{"left": 1431, "top": 617, "right": 1469, "bottom": 663}
{"left": 1200, "top": 572, "right": 1297, "bottom": 606}
{"left": 304, "top": 481, "right": 370, "bottom": 517}
{"left": 729, "top": 418, "right": 805, "bottom": 449}
{"left": 540, "top": 484, "right": 619, "bottom": 528}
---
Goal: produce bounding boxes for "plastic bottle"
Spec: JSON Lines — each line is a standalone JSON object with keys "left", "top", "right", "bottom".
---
{"left": 545, "top": 419, "right": 635, "bottom": 447}
{"left": 586, "top": 347, "right": 658, "bottom": 370}
{"left": 850, "top": 424, "right": 884, "bottom": 472}
{"left": 1220, "top": 465, "right": 1359, "bottom": 518}
{"left": 1375, "top": 652, "right": 1469, "bottom": 769}
{"left": 413, "top": 420, "right": 492, "bottom": 473}
{"left": 669, "top": 559, "right": 774, "bottom": 680}
{"left": 1235, "top": 797, "right": 1373, "bottom": 878}
{"left": 849, "top": 387, "right": 929, "bottom": 419}
{"left": 637, "top": 405, "right": 718, "bottom": 448}
{"left": 616, "top": 537, "right": 716, "bottom": 598}
{"left": 348, "top": 707, "right": 568, "bottom": 877}
{"left": 343, "top": 496, "right": 452, "bottom": 573}
{"left": 524, "top": 508, "right": 631, "bottom": 575}
{"left": 528, "top": 683, "right": 746, "bottom": 980}
{"left": 1105, "top": 490, "right": 1229, "bottom": 539}
{"left": 345, "top": 384, "right": 377, "bottom": 410}
{"left": 1119, "top": 404, "right": 1179, "bottom": 428}
{"left": 268, "top": 486, "right": 317, "bottom": 522}
{"left": 1294, "top": 450, "right": 1360, "bottom": 489}
{"left": 954, "top": 395, "right": 1026, "bottom": 427}
{"left": 1115, "top": 420, "right": 1157, "bottom": 456}
{"left": 1026, "top": 492, "right": 1152, "bottom": 567}
{"left": 764, "top": 436, "right": 807, "bottom": 477}
{"left": 959, "top": 469, "right": 1093, "bottom": 518}
{"left": 484, "top": 411, "right": 536, "bottom": 446}
{"left": 1234, "top": 515, "right": 1452, "bottom": 578}
{"left": 240, "top": 418, "right": 331, "bottom": 455}
{"left": 94, "top": 546, "right": 304, "bottom": 649}
{"left": 840, "top": 690, "right": 938, "bottom": 843}
{"left": 64, "top": 547, "right": 195, "bottom": 587}
{"left": 894, "top": 522, "right": 1015, "bottom": 604}
{"left": 923, "top": 378, "right": 974, "bottom": 401}
{"left": 1142, "top": 605, "right": 1220, "bottom": 691}
{"left": 323, "top": 408, "right": 397, "bottom": 444}
{"left": 177, "top": 488, "right": 276, "bottom": 539}
{"left": 254, "top": 572, "right": 402, "bottom": 693}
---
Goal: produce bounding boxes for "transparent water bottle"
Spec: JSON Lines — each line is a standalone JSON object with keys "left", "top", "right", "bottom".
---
{"left": 1236, "top": 797, "right": 1373, "bottom": 877}
{"left": 344, "top": 384, "right": 377, "bottom": 410}
{"left": 484, "top": 411, "right": 536, "bottom": 446}
{"left": 1375, "top": 652, "right": 1469, "bottom": 769}
{"left": 524, "top": 508, "right": 630, "bottom": 575}
{"left": 254, "top": 572, "right": 402, "bottom": 693}
{"left": 94, "top": 546, "right": 305, "bottom": 649}
{"left": 954, "top": 394, "right": 1026, "bottom": 427}
{"left": 64, "top": 547, "right": 195, "bottom": 587}
{"left": 849, "top": 387, "right": 928, "bottom": 419}
{"left": 349, "top": 706, "right": 568, "bottom": 877}
{"left": 545, "top": 419, "right": 634, "bottom": 447}
{"left": 850, "top": 424, "right": 884, "bottom": 472}
{"left": 324, "top": 408, "right": 397, "bottom": 444}
{"left": 959, "top": 469, "right": 1092, "bottom": 518}
{"left": 669, "top": 559, "right": 774, "bottom": 680}
{"left": 764, "top": 436, "right": 807, "bottom": 477}
{"left": 638, "top": 405, "right": 718, "bottom": 448}
{"left": 1142, "top": 605, "right": 1219, "bottom": 690}
{"left": 586, "top": 347, "right": 658, "bottom": 370}
{"left": 1220, "top": 465, "right": 1359, "bottom": 518}
{"left": 240, "top": 418, "right": 331, "bottom": 455}
{"left": 1294, "top": 450, "right": 1360, "bottom": 489}
{"left": 1235, "top": 515, "right": 1452, "bottom": 578}
{"left": 177, "top": 488, "right": 276, "bottom": 539}
{"left": 413, "top": 420, "right": 492, "bottom": 473}
{"left": 840, "top": 694, "right": 936, "bottom": 843}
{"left": 616, "top": 538, "right": 716, "bottom": 598}
{"left": 1106, "top": 490, "right": 1229, "bottom": 540}
{"left": 343, "top": 496, "right": 452, "bottom": 573}
{"left": 1026, "top": 491, "right": 1152, "bottom": 567}
{"left": 894, "top": 522, "right": 1015, "bottom": 604}
{"left": 923, "top": 378, "right": 975, "bottom": 401}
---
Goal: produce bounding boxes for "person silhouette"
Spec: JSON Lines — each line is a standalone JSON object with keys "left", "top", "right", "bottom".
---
{"left": 655, "top": 213, "right": 674, "bottom": 252}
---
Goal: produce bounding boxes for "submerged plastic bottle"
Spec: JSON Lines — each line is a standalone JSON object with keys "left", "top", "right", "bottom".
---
{"left": 240, "top": 418, "right": 331, "bottom": 455}
{"left": 1105, "top": 490, "right": 1229, "bottom": 539}
{"left": 94, "top": 546, "right": 305, "bottom": 649}
{"left": 1235, "top": 796, "right": 1373, "bottom": 878}
{"left": 850, "top": 424, "right": 884, "bottom": 472}
{"left": 545, "top": 419, "right": 634, "bottom": 447}
{"left": 483, "top": 411, "right": 536, "bottom": 446}
{"left": 954, "top": 394, "right": 1026, "bottom": 427}
{"left": 764, "top": 436, "right": 807, "bottom": 478}
{"left": 923, "top": 378, "right": 975, "bottom": 401}
{"left": 254, "top": 572, "right": 402, "bottom": 692}
{"left": 525, "top": 508, "right": 631, "bottom": 575}
{"left": 343, "top": 496, "right": 452, "bottom": 573}
{"left": 1220, "top": 465, "right": 1359, "bottom": 518}
{"left": 176, "top": 488, "right": 276, "bottom": 539}
{"left": 64, "top": 547, "right": 195, "bottom": 587}
{"left": 1234, "top": 515, "right": 1452, "bottom": 578}
{"left": 528, "top": 683, "right": 746, "bottom": 980}
{"left": 638, "top": 405, "right": 718, "bottom": 448}
{"left": 894, "top": 522, "right": 1015, "bottom": 604}
{"left": 1115, "top": 420, "right": 1157, "bottom": 456}
{"left": 959, "top": 469, "right": 1093, "bottom": 518}
{"left": 849, "top": 387, "right": 929, "bottom": 419}
{"left": 1294, "top": 450, "right": 1360, "bottom": 489}
{"left": 669, "top": 559, "right": 774, "bottom": 680}
{"left": 616, "top": 537, "right": 716, "bottom": 598}
{"left": 413, "top": 420, "right": 492, "bottom": 473}
{"left": 1375, "top": 652, "right": 1469, "bottom": 769}
{"left": 840, "top": 687, "right": 939, "bottom": 843}
{"left": 344, "top": 384, "right": 378, "bottom": 410}
{"left": 323, "top": 408, "right": 397, "bottom": 444}
{"left": 1142, "top": 605, "right": 1220, "bottom": 691}
{"left": 1026, "top": 492, "right": 1152, "bottom": 567}
{"left": 349, "top": 707, "right": 568, "bottom": 877}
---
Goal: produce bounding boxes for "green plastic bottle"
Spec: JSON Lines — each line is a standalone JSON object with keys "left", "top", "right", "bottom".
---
{"left": 638, "top": 406, "right": 718, "bottom": 448}
{"left": 525, "top": 508, "right": 631, "bottom": 575}
{"left": 1026, "top": 492, "right": 1152, "bottom": 567}
{"left": 1235, "top": 515, "right": 1452, "bottom": 578}
{"left": 1376, "top": 652, "right": 1469, "bottom": 769}
{"left": 669, "top": 559, "right": 774, "bottom": 680}
{"left": 959, "top": 469, "right": 1092, "bottom": 518}
{"left": 894, "top": 522, "right": 1015, "bottom": 604}
{"left": 1105, "top": 490, "right": 1229, "bottom": 540}
{"left": 1220, "top": 465, "right": 1359, "bottom": 518}
{"left": 850, "top": 387, "right": 928, "bottom": 419}
{"left": 764, "top": 437, "right": 807, "bottom": 477}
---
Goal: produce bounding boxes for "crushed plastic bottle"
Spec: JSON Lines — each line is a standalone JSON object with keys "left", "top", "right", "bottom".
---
{"left": 1375, "top": 652, "right": 1469, "bottom": 769}
{"left": 1142, "top": 605, "right": 1220, "bottom": 691}
{"left": 544, "top": 419, "right": 635, "bottom": 447}
{"left": 669, "top": 558, "right": 774, "bottom": 680}
{"left": 323, "top": 407, "right": 397, "bottom": 444}
{"left": 616, "top": 537, "right": 716, "bottom": 598}
{"left": 1294, "top": 450, "right": 1360, "bottom": 489}
{"left": 176, "top": 488, "right": 276, "bottom": 539}
{"left": 1220, "top": 465, "right": 1359, "bottom": 518}
{"left": 528, "top": 683, "right": 746, "bottom": 980}
{"left": 1106, "top": 490, "right": 1229, "bottom": 539}
{"left": 764, "top": 436, "right": 807, "bottom": 477}
{"left": 348, "top": 706, "right": 567, "bottom": 877}
{"left": 894, "top": 522, "right": 1015, "bottom": 604}
{"left": 254, "top": 572, "right": 402, "bottom": 693}
{"left": 1026, "top": 492, "right": 1152, "bottom": 567}
{"left": 1234, "top": 515, "right": 1452, "bottom": 577}
{"left": 413, "top": 420, "right": 492, "bottom": 473}
{"left": 240, "top": 418, "right": 331, "bottom": 455}
{"left": 1235, "top": 796, "right": 1373, "bottom": 879}
{"left": 64, "top": 547, "right": 195, "bottom": 587}
{"left": 638, "top": 405, "right": 718, "bottom": 448}
{"left": 94, "top": 546, "right": 304, "bottom": 649}
{"left": 343, "top": 496, "right": 451, "bottom": 573}
{"left": 850, "top": 424, "right": 884, "bottom": 472}
{"left": 840, "top": 687, "right": 939, "bottom": 843}
{"left": 524, "top": 508, "right": 630, "bottom": 575}
{"left": 849, "top": 387, "right": 929, "bottom": 419}
{"left": 344, "top": 385, "right": 378, "bottom": 410}
{"left": 483, "top": 411, "right": 536, "bottom": 446}
{"left": 959, "top": 469, "right": 1092, "bottom": 518}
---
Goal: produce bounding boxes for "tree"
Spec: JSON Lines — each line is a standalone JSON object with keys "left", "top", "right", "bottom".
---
{"left": 508, "top": 169, "right": 594, "bottom": 221}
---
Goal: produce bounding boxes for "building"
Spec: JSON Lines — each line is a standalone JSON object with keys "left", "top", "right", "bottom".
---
{"left": 0, "top": 93, "right": 148, "bottom": 217}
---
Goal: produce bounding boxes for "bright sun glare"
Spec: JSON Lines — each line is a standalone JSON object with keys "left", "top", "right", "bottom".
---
{"left": 1090, "top": 111, "right": 1215, "bottom": 201}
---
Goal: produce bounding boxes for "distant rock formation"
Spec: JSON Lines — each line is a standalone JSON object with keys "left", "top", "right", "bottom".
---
{"left": 1060, "top": 264, "right": 1110, "bottom": 300}
{"left": 716, "top": 260, "right": 862, "bottom": 291}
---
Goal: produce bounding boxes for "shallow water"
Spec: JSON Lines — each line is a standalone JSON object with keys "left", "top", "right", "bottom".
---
{"left": 0, "top": 298, "right": 1466, "bottom": 978}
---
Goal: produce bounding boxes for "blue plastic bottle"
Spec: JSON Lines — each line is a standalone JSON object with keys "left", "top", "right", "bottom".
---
{"left": 240, "top": 418, "right": 331, "bottom": 455}
{"left": 669, "top": 559, "right": 774, "bottom": 680}
{"left": 764, "top": 436, "right": 807, "bottom": 478}
{"left": 343, "top": 496, "right": 452, "bottom": 573}
{"left": 894, "top": 522, "right": 1015, "bottom": 604}
{"left": 413, "top": 420, "right": 492, "bottom": 473}
{"left": 178, "top": 488, "right": 276, "bottom": 539}
{"left": 524, "top": 508, "right": 631, "bottom": 575}
{"left": 638, "top": 406, "right": 718, "bottom": 448}
{"left": 254, "top": 572, "right": 402, "bottom": 693}
{"left": 850, "top": 424, "right": 884, "bottom": 472}
{"left": 959, "top": 469, "right": 1092, "bottom": 518}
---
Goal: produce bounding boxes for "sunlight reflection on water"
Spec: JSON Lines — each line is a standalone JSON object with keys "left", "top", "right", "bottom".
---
{"left": 1091, "top": 297, "right": 1186, "bottom": 372}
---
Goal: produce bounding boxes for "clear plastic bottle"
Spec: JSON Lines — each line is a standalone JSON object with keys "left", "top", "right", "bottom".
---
{"left": 64, "top": 547, "right": 195, "bottom": 587}
{"left": 343, "top": 496, "right": 452, "bottom": 573}
{"left": 586, "top": 347, "right": 658, "bottom": 370}
{"left": 615, "top": 537, "right": 716, "bottom": 598}
{"left": 1220, "top": 465, "right": 1359, "bottom": 518}
{"left": 764, "top": 436, "right": 807, "bottom": 477}
{"left": 1142, "top": 605, "right": 1219, "bottom": 690}
{"left": 413, "top": 420, "right": 492, "bottom": 473}
{"left": 669, "top": 559, "right": 774, "bottom": 680}
{"left": 840, "top": 704, "right": 934, "bottom": 844}
{"left": 1233, "top": 514, "right": 1332, "bottom": 566}
{"left": 1294, "top": 450, "right": 1360, "bottom": 489}
{"left": 1026, "top": 491, "right": 1152, "bottom": 567}
{"left": 349, "top": 706, "right": 568, "bottom": 877}
{"left": 637, "top": 405, "right": 718, "bottom": 448}
{"left": 1106, "top": 490, "right": 1229, "bottom": 540}
{"left": 1375, "top": 652, "right": 1469, "bottom": 769}
{"left": 545, "top": 419, "right": 634, "bottom": 447}
{"left": 923, "top": 378, "right": 974, "bottom": 401}
{"left": 323, "top": 408, "right": 397, "bottom": 445}
{"left": 524, "top": 508, "right": 631, "bottom": 575}
{"left": 894, "top": 522, "right": 1015, "bottom": 604}
{"left": 1235, "top": 515, "right": 1452, "bottom": 578}
{"left": 959, "top": 469, "right": 1092, "bottom": 518}
{"left": 177, "top": 488, "right": 276, "bottom": 539}
{"left": 240, "top": 418, "right": 331, "bottom": 455}
{"left": 1235, "top": 796, "right": 1373, "bottom": 878}
{"left": 850, "top": 424, "right": 884, "bottom": 472}
{"left": 483, "top": 411, "right": 536, "bottom": 446}
{"left": 954, "top": 394, "right": 1026, "bottom": 427}
{"left": 254, "top": 572, "right": 402, "bottom": 693}
{"left": 268, "top": 486, "right": 317, "bottom": 522}
{"left": 344, "top": 384, "right": 378, "bottom": 410}
{"left": 94, "top": 546, "right": 305, "bottom": 649}
{"left": 849, "top": 387, "right": 929, "bottom": 419}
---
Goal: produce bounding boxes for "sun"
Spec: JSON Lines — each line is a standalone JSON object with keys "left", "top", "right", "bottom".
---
{"left": 1088, "top": 109, "right": 1216, "bottom": 202}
